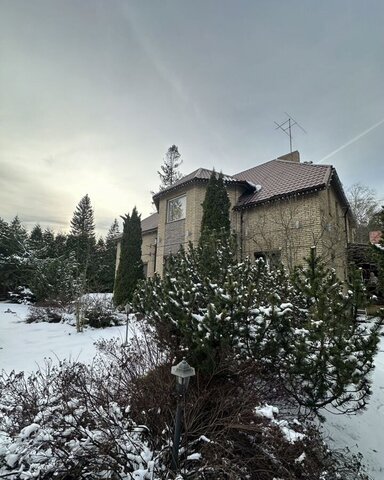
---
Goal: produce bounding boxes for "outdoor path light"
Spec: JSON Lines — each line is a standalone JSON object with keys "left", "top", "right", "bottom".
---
{"left": 171, "top": 358, "right": 195, "bottom": 473}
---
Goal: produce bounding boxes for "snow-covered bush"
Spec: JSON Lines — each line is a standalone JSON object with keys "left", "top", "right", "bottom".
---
{"left": 133, "top": 240, "right": 383, "bottom": 415}
{"left": 82, "top": 295, "right": 123, "bottom": 328}
{"left": 25, "top": 305, "right": 70, "bottom": 324}
{"left": 0, "top": 335, "right": 369, "bottom": 480}
{"left": 0, "top": 354, "right": 164, "bottom": 479}
{"left": 8, "top": 286, "right": 35, "bottom": 304}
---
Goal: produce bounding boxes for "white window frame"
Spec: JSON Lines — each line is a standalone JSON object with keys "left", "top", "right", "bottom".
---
{"left": 167, "top": 194, "right": 186, "bottom": 223}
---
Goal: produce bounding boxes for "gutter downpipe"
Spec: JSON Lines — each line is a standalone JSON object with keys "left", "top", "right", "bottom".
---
{"left": 240, "top": 208, "right": 244, "bottom": 261}
{"left": 153, "top": 238, "right": 158, "bottom": 273}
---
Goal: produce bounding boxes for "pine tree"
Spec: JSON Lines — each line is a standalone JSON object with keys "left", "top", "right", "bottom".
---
{"left": 92, "top": 237, "right": 107, "bottom": 292}
{"left": 42, "top": 228, "right": 56, "bottom": 258}
{"left": 104, "top": 219, "right": 120, "bottom": 291}
{"left": 28, "top": 224, "right": 45, "bottom": 257}
{"left": 9, "top": 216, "right": 29, "bottom": 256}
{"left": 68, "top": 194, "right": 96, "bottom": 282}
{"left": 157, "top": 145, "right": 183, "bottom": 191}
{"left": 29, "top": 253, "right": 80, "bottom": 303}
{"left": 1, "top": 217, "right": 31, "bottom": 293}
{"left": 0, "top": 218, "right": 12, "bottom": 297}
{"left": 114, "top": 208, "right": 144, "bottom": 306}
{"left": 284, "top": 247, "right": 383, "bottom": 414}
{"left": 134, "top": 242, "right": 382, "bottom": 413}
{"left": 53, "top": 232, "right": 69, "bottom": 258}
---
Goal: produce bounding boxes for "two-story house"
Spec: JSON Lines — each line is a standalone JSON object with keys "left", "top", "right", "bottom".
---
{"left": 116, "top": 151, "right": 354, "bottom": 281}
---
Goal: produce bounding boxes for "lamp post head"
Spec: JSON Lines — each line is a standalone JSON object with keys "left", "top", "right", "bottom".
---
{"left": 124, "top": 303, "right": 131, "bottom": 314}
{"left": 171, "top": 358, "right": 195, "bottom": 394}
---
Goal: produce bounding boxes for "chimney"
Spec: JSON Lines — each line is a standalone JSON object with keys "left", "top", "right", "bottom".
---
{"left": 277, "top": 151, "right": 300, "bottom": 163}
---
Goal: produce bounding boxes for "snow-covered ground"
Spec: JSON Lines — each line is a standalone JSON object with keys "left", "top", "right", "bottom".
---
{"left": 0, "top": 302, "right": 383, "bottom": 479}
{"left": 322, "top": 327, "right": 384, "bottom": 480}
{"left": 0, "top": 302, "right": 131, "bottom": 373}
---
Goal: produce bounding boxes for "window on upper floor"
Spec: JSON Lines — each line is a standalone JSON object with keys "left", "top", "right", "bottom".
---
{"left": 167, "top": 195, "right": 186, "bottom": 222}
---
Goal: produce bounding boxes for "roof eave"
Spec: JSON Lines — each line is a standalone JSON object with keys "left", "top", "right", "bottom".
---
{"left": 152, "top": 177, "right": 255, "bottom": 207}
{"left": 234, "top": 184, "right": 327, "bottom": 210}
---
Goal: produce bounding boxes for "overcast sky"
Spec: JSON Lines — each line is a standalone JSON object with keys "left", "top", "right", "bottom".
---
{"left": 1, "top": 0, "right": 384, "bottom": 236}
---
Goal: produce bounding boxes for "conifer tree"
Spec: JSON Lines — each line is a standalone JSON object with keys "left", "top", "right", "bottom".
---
{"left": 53, "top": 232, "right": 69, "bottom": 258}
{"left": 134, "top": 242, "right": 382, "bottom": 413}
{"left": 28, "top": 224, "right": 45, "bottom": 257}
{"left": 29, "top": 253, "right": 79, "bottom": 303}
{"left": 114, "top": 208, "right": 144, "bottom": 306}
{"left": 199, "top": 170, "right": 232, "bottom": 276}
{"left": 103, "top": 219, "right": 120, "bottom": 291}
{"left": 1, "top": 217, "right": 30, "bottom": 292}
{"left": 157, "top": 145, "right": 183, "bottom": 191}
{"left": 9, "top": 216, "right": 29, "bottom": 255}
{"left": 0, "top": 218, "right": 11, "bottom": 257}
{"left": 201, "top": 170, "right": 231, "bottom": 236}
{"left": 0, "top": 218, "right": 12, "bottom": 297}
{"left": 283, "top": 247, "right": 382, "bottom": 413}
{"left": 68, "top": 194, "right": 96, "bottom": 282}
{"left": 42, "top": 228, "right": 56, "bottom": 258}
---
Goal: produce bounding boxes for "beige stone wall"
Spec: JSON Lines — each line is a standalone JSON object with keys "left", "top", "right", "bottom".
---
{"left": 115, "top": 230, "right": 157, "bottom": 280}
{"left": 155, "top": 182, "right": 245, "bottom": 276}
{"left": 240, "top": 186, "right": 351, "bottom": 280}
{"left": 142, "top": 230, "right": 157, "bottom": 277}
{"left": 241, "top": 192, "right": 324, "bottom": 273}
{"left": 317, "top": 186, "right": 352, "bottom": 281}
{"left": 115, "top": 180, "right": 352, "bottom": 283}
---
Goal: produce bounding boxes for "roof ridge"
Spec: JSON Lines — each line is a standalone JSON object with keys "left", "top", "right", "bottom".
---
{"left": 234, "top": 158, "right": 276, "bottom": 177}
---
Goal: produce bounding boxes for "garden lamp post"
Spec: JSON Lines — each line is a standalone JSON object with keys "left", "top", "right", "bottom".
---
{"left": 171, "top": 358, "right": 195, "bottom": 473}
{"left": 124, "top": 303, "right": 131, "bottom": 346}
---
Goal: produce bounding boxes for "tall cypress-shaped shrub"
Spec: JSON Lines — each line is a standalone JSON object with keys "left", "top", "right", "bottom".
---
{"left": 198, "top": 170, "right": 232, "bottom": 277}
{"left": 200, "top": 170, "right": 231, "bottom": 236}
{"left": 114, "top": 208, "right": 144, "bottom": 306}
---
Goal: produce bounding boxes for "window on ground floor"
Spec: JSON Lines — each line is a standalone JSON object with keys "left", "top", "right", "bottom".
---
{"left": 254, "top": 250, "right": 281, "bottom": 269}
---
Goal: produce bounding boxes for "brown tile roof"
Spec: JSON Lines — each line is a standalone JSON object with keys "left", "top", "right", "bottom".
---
{"left": 142, "top": 152, "right": 351, "bottom": 234}
{"left": 152, "top": 167, "right": 254, "bottom": 207}
{"left": 115, "top": 212, "right": 159, "bottom": 240}
{"left": 233, "top": 159, "right": 333, "bottom": 208}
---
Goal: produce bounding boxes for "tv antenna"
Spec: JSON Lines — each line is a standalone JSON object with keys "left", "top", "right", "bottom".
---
{"left": 274, "top": 112, "right": 307, "bottom": 152}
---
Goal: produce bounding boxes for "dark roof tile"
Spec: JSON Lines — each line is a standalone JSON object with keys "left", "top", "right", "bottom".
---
{"left": 233, "top": 159, "right": 332, "bottom": 207}
{"left": 141, "top": 212, "right": 159, "bottom": 233}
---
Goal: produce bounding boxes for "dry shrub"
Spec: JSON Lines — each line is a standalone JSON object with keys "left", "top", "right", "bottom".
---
{"left": 0, "top": 323, "right": 370, "bottom": 480}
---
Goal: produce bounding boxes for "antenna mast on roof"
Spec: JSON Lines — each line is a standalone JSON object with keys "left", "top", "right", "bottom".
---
{"left": 274, "top": 112, "right": 307, "bottom": 152}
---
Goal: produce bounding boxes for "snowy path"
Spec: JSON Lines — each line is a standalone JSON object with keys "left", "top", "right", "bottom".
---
{"left": 0, "top": 303, "right": 383, "bottom": 478}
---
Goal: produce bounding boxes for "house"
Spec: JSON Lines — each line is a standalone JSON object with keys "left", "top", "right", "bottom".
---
{"left": 116, "top": 151, "right": 355, "bottom": 281}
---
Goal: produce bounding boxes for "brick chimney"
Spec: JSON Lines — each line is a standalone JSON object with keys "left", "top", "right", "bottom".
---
{"left": 277, "top": 151, "right": 300, "bottom": 163}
